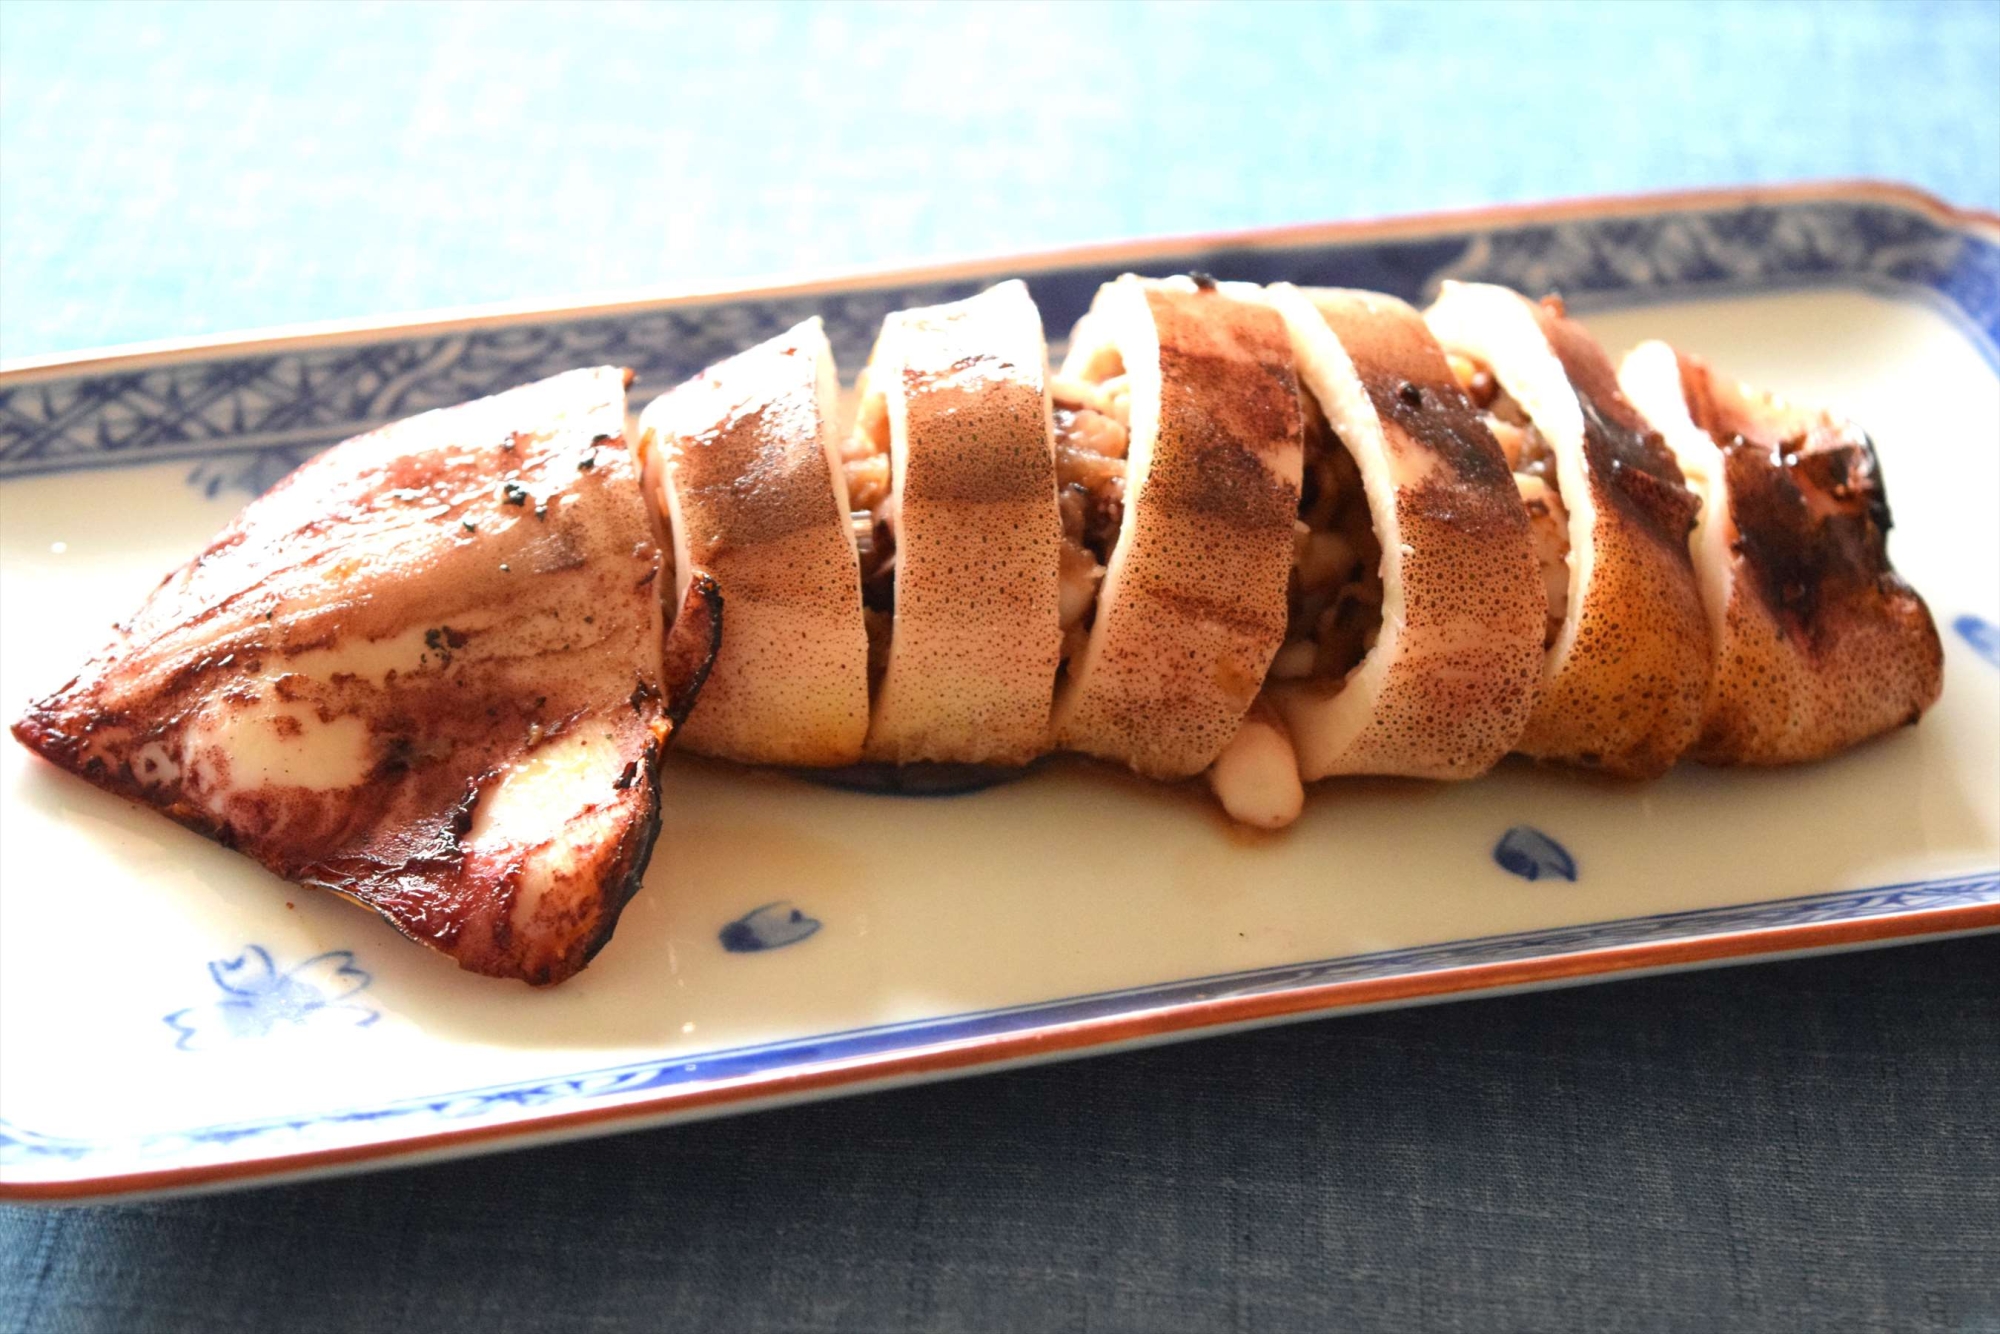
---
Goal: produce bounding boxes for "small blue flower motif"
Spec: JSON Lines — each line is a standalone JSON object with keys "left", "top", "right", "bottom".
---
{"left": 719, "top": 902, "right": 822, "bottom": 953}
{"left": 1953, "top": 614, "right": 1999, "bottom": 669}
{"left": 1493, "top": 826, "right": 1578, "bottom": 882}
{"left": 163, "top": 946, "right": 380, "bottom": 1052}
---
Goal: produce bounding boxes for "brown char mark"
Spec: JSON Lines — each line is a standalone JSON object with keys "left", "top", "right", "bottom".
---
{"left": 1364, "top": 363, "right": 1515, "bottom": 492}
{"left": 896, "top": 375, "right": 1050, "bottom": 507}
{"left": 8, "top": 366, "right": 664, "bottom": 986}
{"left": 675, "top": 397, "right": 844, "bottom": 549}
{"left": 1171, "top": 422, "right": 1302, "bottom": 532}
{"left": 1722, "top": 434, "right": 1898, "bottom": 649}
{"left": 1158, "top": 343, "right": 1299, "bottom": 467}
{"left": 1677, "top": 350, "right": 1911, "bottom": 651}
{"left": 661, "top": 571, "right": 725, "bottom": 729}
{"left": 1539, "top": 306, "right": 1700, "bottom": 551}
{"left": 574, "top": 741, "right": 666, "bottom": 977}
{"left": 1147, "top": 293, "right": 1302, "bottom": 533}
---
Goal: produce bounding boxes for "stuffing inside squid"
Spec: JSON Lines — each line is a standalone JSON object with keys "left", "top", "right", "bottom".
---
{"left": 1048, "top": 358, "right": 1134, "bottom": 672}
{"left": 1617, "top": 341, "right": 1942, "bottom": 762}
{"left": 1446, "top": 352, "right": 1572, "bottom": 647}
{"left": 842, "top": 363, "right": 898, "bottom": 696}
{"left": 1274, "top": 360, "right": 1385, "bottom": 689}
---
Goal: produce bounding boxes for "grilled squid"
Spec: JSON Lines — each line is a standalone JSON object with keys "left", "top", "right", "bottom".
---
{"left": 638, "top": 318, "right": 871, "bottom": 766}
{"left": 12, "top": 368, "right": 722, "bottom": 985}
{"left": 1048, "top": 275, "right": 1306, "bottom": 779}
{"left": 1425, "top": 283, "right": 1710, "bottom": 776}
{"left": 1254, "top": 286, "right": 1545, "bottom": 789}
{"left": 1617, "top": 341, "right": 1942, "bottom": 763}
{"left": 11, "top": 277, "right": 1949, "bottom": 987}
{"left": 847, "top": 281, "right": 1066, "bottom": 765}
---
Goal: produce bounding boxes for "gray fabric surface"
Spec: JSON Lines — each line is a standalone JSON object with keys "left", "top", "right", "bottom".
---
{"left": 4, "top": 940, "right": 1998, "bottom": 1332}
{"left": 2, "top": 2, "right": 1998, "bottom": 1330}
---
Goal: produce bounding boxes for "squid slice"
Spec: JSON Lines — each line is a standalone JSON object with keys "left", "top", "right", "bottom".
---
{"left": 849, "top": 280, "right": 1065, "bottom": 764}
{"left": 1618, "top": 341, "right": 1943, "bottom": 762}
{"left": 638, "top": 318, "right": 870, "bottom": 766}
{"left": 1424, "top": 283, "right": 1709, "bottom": 776}
{"left": 12, "top": 368, "right": 721, "bottom": 985}
{"left": 1048, "top": 275, "right": 1305, "bottom": 779}
{"left": 1260, "top": 286, "right": 1545, "bottom": 782}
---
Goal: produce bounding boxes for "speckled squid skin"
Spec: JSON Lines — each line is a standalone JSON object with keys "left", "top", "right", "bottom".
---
{"left": 11, "top": 368, "right": 714, "bottom": 985}
{"left": 1619, "top": 343, "right": 1942, "bottom": 764}
{"left": 1051, "top": 276, "right": 1305, "bottom": 779}
{"left": 640, "top": 318, "right": 871, "bottom": 766}
{"left": 1425, "top": 283, "right": 1709, "bottom": 777}
{"left": 862, "top": 281, "right": 1065, "bottom": 764}
{"left": 1267, "top": 287, "right": 1545, "bottom": 780}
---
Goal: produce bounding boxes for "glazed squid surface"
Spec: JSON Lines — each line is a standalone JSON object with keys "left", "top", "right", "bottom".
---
{"left": 847, "top": 281, "right": 1065, "bottom": 766}
{"left": 12, "top": 273, "right": 1950, "bottom": 986}
{"left": 1254, "top": 285, "right": 1545, "bottom": 791}
{"left": 1426, "top": 283, "right": 1710, "bottom": 777}
{"left": 639, "top": 318, "right": 871, "bottom": 767}
{"left": 1618, "top": 341, "right": 1942, "bottom": 763}
{"left": 1048, "top": 275, "right": 1306, "bottom": 780}
{"left": 13, "top": 368, "right": 721, "bottom": 984}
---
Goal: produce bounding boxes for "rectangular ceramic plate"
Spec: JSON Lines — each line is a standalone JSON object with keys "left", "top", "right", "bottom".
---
{"left": 3, "top": 183, "right": 1997, "bottom": 1204}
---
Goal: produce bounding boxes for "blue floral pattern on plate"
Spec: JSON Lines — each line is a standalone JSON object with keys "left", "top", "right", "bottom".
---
{"left": 1494, "top": 827, "right": 1579, "bottom": 882}
{"left": 719, "top": 903, "right": 823, "bottom": 953}
{"left": 5, "top": 871, "right": 1990, "bottom": 1169}
{"left": 162, "top": 946, "right": 380, "bottom": 1052}
{"left": 1954, "top": 613, "right": 2000, "bottom": 669}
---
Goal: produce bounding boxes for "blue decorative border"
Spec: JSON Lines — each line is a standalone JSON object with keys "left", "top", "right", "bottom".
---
{"left": 4, "top": 870, "right": 1994, "bottom": 1172}
{"left": 4, "top": 189, "right": 1998, "bottom": 1182}
{"left": 3, "top": 195, "right": 1996, "bottom": 485}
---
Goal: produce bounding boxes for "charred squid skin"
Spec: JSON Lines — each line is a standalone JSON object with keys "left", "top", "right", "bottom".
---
{"left": 858, "top": 280, "right": 1066, "bottom": 767}
{"left": 1524, "top": 299, "right": 1709, "bottom": 776}
{"left": 1619, "top": 341, "right": 1943, "bottom": 764}
{"left": 662, "top": 571, "right": 725, "bottom": 731}
{"left": 10, "top": 367, "right": 675, "bottom": 985}
{"left": 10, "top": 279, "right": 1953, "bottom": 915}
{"left": 534, "top": 571, "right": 728, "bottom": 984}
{"left": 567, "top": 738, "right": 666, "bottom": 981}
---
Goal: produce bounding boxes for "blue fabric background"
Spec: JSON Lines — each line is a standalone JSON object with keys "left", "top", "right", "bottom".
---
{"left": 2, "top": 2, "right": 1997, "bottom": 1330}
{"left": 4, "top": 0, "right": 1999, "bottom": 359}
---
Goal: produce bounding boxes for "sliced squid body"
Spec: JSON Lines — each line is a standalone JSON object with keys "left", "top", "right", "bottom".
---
{"left": 850, "top": 281, "right": 1065, "bottom": 764}
{"left": 1262, "top": 286, "right": 1545, "bottom": 782}
{"left": 1618, "top": 341, "right": 1942, "bottom": 762}
{"left": 1050, "top": 276, "right": 1306, "bottom": 779}
{"left": 12, "top": 369, "right": 723, "bottom": 985}
{"left": 639, "top": 318, "right": 871, "bottom": 766}
{"left": 1425, "top": 283, "right": 1709, "bottom": 776}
